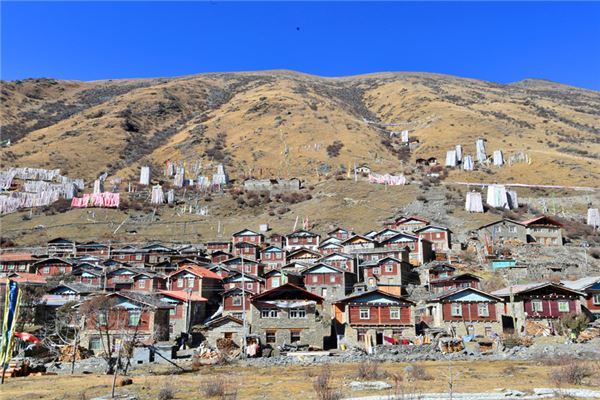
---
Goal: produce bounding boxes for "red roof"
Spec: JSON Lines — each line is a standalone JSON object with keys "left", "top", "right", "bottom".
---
{"left": 521, "top": 215, "right": 563, "bottom": 227}
{"left": 159, "top": 290, "right": 207, "bottom": 302}
{"left": 169, "top": 265, "right": 222, "bottom": 280}
{"left": 0, "top": 253, "right": 35, "bottom": 262}
{"left": 7, "top": 272, "right": 47, "bottom": 284}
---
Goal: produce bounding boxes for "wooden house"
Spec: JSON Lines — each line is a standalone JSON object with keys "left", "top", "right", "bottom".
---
{"left": 301, "top": 263, "right": 356, "bottom": 301}
{"left": 372, "top": 229, "right": 401, "bottom": 243}
{"left": 250, "top": 284, "right": 326, "bottom": 349}
{"left": 0, "top": 252, "right": 36, "bottom": 274}
{"left": 142, "top": 243, "right": 176, "bottom": 264}
{"left": 167, "top": 265, "right": 223, "bottom": 306}
{"left": 287, "top": 247, "right": 322, "bottom": 264}
{"left": 232, "top": 241, "right": 259, "bottom": 260}
{"left": 562, "top": 276, "right": 600, "bottom": 321}
{"left": 72, "top": 266, "right": 104, "bottom": 287}
{"left": 220, "top": 256, "right": 263, "bottom": 276}
{"left": 341, "top": 235, "right": 376, "bottom": 254}
{"left": 210, "top": 250, "right": 232, "bottom": 264}
{"left": 76, "top": 241, "right": 110, "bottom": 258}
{"left": 381, "top": 233, "right": 433, "bottom": 265}
{"left": 47, "top": 238, "right": 77, "bottom": 258}
{"left": 334, "top": 290, "right": 415, "bottom": 348}
{"left": 395, "top": 216, "right": 430, "bottom": 233}
{"left": 231, "top": 229, "right": 264, "bottom": 246}
{"left": 259, "top": 245, "right": 286, "bottom": 271}
{"left": 264, "top": 269, "right": 303, "bottom": 290}
{"left": 206, "top": 240, "right": 232, "bottom": 254}
{"left": 112, "top": 246, "right": 148, "bottom": 265}
{"left": 268, "top": 233, "right": 284, "bottom": 248}
{"left": 224, "top": 272, "right": 265, "bottom": 294}
{"left": 429, "top": 273, "right": 481, "bottom": 294}
{"left": 318, "top": 242, "right": 345, "bottom": 256}
{"left": 327, "top": 228, "right": 353, "bottom": 241}
{"left": 414, "top": 225, "right": 452, "bottom": 252}
{"left": 492, "top": 283, "right": 585, "bottom": 334}
{"left": 425, "top": 287, "right": 503, "bottom": 337}
{"left": 360, "top": 257, "right": 415, "bottom": 294}
{"left": 318, "top": 252, "right": 355, "bottom": 273}
{"left": 222, "top": 287, "right": 254, "bottom": 321}
{"left": 285, "top": 229, "right": 321, "bottom": 251}
{"left": 31, "top": 258, "right": 73, "bottom": 277}
{"left": 158, "top": 290, "right": 207, "bottom": 337}
{"left": 82, "top": 292, "right": 172, "bottom": 354}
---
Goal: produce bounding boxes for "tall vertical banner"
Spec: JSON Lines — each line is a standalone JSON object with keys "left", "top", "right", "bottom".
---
{"left": 1, "top": 280, "right": 22, "bottom": 381}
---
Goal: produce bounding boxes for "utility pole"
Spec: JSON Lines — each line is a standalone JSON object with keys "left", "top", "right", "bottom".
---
{"left": 241, "top": 255, "right": 247, "bottom": 357}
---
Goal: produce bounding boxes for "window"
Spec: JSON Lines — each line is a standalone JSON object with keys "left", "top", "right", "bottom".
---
{"left": 373, "top": 267, "right": 380, "bottom": 275}
{"left": 359, "top": 308, "right": 370, "bottom": 320}
{"left": 385, "top": 264, "right": 394, "bottom": 273}
{"left": 128, "top": 310, "right": 141, "bottom": 326}
{"left": 97, "top": 311, "right": 107, "bottom": 326}
{"left": 188, "top": 277, "right": 195, "bottom": 288}
{"left": 246, "top": 282, "right": 253, "bottom": 290}
{"left": 89, "top": 337, "right": 103, "bottom": 351}
{"left": 138, "top": 279, "right": 146, "bottom": 288}
{"left": 484, "top": 326, "right": 492, "bottom": 337}
{"left": 43, "top": 266, "right": 50, "bottom": 274}
{"left": 261, "top": 308, "right": 278, "bottom": 318}
{"left": 177, "top": 279, "right": 184, "bottom": 288}
{"left": 135, "top": 255, "right": 143, "bottom": 261}
{"left": 169, "top": 308, "right": 176, "bottom": 316}
{"left": 357, "top": 329, "right": 367, "bottom": 342}
{"left": 593, "top": 294, "right": 600, "bottom": 305}
{"left": 558, "top": 301, "right": 570, "bottom": 312}
{"left": 390, "top": 307, "right": 401, "bottom": 320}
{"left": 478, "top": 303, "right": 489, "bottom": 317}
{"left": 290, "top": 330, "right": 301, "bottom": 343}
{"left": 272, "top": 277, "right": 280, "bottom": 288}
{"left": 509, "top": 226, "right": 517, "bottom": 233}
{"left": 435, "top": 233, "right": 441, "bottom": 239}
{"left": 59, "top": 267, "right": 66, "bottom": 274}
{"left": 451, "top": 303, "right": 462, "bottom": 317}
{"left": 289, "top": 308, "right": 306, "bottom": 319}
{"left": 232, "top": 297, "right": 242, "bottom": 306}
{"left": 330, "top": 275, "right": 336, "bottom": 283}
{"left": 321, "top": 288, "right": 328, "bottom": 298}
{"left": 312, "top": 276, "right": 318, "bottom": 283}
{"left": 531, "top": 300, "right": 543, "bottom": 312}
{"left": 266, "top": 330, "right": 276, "bottom": 343}
{"left": 244, "top": 265, "right": 252, "bottom": 273}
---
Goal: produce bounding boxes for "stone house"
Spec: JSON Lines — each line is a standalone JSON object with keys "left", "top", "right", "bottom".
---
{"left": 249, "top": 284, "right": 326, "bottom": 349}
{"left": 223, "top": 272, "right": 265, "bottom": 294}
{"left": 477, "top": 219, "right": 527, "bottom": 245}
{"left": 264, "top": 269, "right": 303, "bottom": 290}
{"left": 199, "top": 315, "right": 245, "bottom": 349}
{"left": 522, "top": 215, "right": 564, "bottom": 246}
{"left": 424, "top": 287, "right": 503, "bottom": 337}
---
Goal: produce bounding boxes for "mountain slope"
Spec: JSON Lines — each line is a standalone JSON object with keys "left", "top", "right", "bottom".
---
{"left": 1, "top": 71, "right": 599, "bottom": 187}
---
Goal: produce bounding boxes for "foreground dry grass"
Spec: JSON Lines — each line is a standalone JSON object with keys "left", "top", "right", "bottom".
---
{"left": 3, "top": 360, "right": 600, "bottom": 400}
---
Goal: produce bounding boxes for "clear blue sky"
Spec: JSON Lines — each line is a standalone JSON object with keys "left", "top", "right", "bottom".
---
{"left": 2, "top": 1, "right": 599, "bottom": 90}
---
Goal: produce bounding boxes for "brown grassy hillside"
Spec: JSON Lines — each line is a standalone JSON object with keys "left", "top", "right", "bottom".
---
{"left": 2, "top": 71, "right": 599, "bottom": 186}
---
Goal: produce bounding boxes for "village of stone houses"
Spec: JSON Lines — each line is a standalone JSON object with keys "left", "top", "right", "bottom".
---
{"left": 2, "top": 72, "right": 600, "bottom": 400}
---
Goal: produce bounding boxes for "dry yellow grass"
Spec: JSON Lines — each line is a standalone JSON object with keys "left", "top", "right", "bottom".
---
{"left": 2, "top": 359, "right": 599, "bottom": 400}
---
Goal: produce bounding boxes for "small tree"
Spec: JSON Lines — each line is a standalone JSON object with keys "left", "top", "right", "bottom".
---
{"left": 558, "top": 312, "right": 589, "bottom": 338}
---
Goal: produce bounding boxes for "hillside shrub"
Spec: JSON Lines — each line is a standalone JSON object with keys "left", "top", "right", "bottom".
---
{"left": 326, "top": 141, "right": 344, "bottom": 158}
